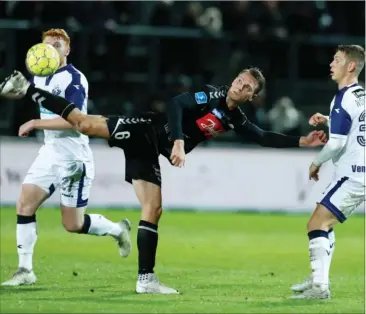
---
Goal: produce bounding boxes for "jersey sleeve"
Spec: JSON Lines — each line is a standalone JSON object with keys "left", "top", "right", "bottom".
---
{"left": 234, "top": 114, "right": 300, "bottom": 148}
{"left": 64, "top": 72, "right": 88, "bottom": 110}
{"left": 167, "top": 86, "right": 211, "bottom": 141}
{"left": 330, "top": 90, "right": 353, "bottom": 138}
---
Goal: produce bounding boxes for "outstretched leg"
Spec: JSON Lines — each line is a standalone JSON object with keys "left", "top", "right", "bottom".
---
{"left": 0, "top": 71, "right": 110, "bottom": 138}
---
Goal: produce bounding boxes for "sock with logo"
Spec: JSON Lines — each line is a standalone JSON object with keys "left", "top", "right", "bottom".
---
{"left": 308, "top": 230, "right": 330, "bottom": 286}
{"left": 137, "top": 220, "right": 158, "bottom": 275}
{"left": 17, "top": 215, "right": 37, "bottom": 271}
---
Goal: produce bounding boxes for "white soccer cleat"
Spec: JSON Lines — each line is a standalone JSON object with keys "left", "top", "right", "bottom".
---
{"left": 1, "top": 268, "right": 37, "bottom": 286}
{"left": 291, "top": 284, "right": 330, "bottom": 299}
{"left": 136, "top": 273, "right": 179, "bottom": 294}
{"left": 291, "top": 274, "right": 313, "bottom": 293}
{"left": 0, "top": 70, "right": 29, "bottom": 98}
{"left": 115, "top": 219, "right": 132, "bottom": 258}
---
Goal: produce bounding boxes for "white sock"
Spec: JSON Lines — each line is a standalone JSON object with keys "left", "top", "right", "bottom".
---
{"left": 308, "top": 231, "right": 330, "bottom": 286}
{"left": 17, "top": 215, "right": 37, "bottom": 271}
{"left": 84, "top": 214, "right": 121, "bottom": 237}
{"left": 328, "top": 229, "right": 336, "bottom": 270}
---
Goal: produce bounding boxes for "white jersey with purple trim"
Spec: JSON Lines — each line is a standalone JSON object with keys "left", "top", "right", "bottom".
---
{"left": 31, "top": 64, "right": 92, "bottom": 161}
{"left": 328, "top": 83, "right": 365, "bottom": 185}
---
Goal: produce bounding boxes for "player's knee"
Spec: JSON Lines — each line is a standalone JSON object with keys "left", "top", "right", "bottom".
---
{"left": 141, "top": 204, "right": 163, "bottom": 223}
{"left": 62, "top": 220, "right": 83, "bottom": 233}
{"left": 307, "top": 217, "right": 330, "bottom": 232}
{"left": 16, "top": 197, "right": 36, "bottom": 216}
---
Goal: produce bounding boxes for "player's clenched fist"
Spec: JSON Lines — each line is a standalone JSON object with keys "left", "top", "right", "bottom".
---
{"left": 308, "top": 113, "right": 328, "bottom": 126}
{"left": 170, "top": 140, "right": 185, "bottom": 168}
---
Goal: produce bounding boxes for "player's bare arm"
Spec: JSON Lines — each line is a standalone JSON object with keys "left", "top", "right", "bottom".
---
{"left": 19, "top": 117, "right": 73, "bottom": 137}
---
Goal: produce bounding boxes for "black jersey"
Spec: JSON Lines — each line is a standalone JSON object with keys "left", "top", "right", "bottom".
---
{"left": 157, "top": 84, "right": 300, "bottom": 159}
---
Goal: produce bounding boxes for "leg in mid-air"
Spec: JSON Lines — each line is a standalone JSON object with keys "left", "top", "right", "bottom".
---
{"left": 56, "top": 160, "right": 132, "bottom": 259}
{"left": 0, "top": 71, "right": 111, "bottom": 139}
{"left": 291, "top": 178, "right": 365, "bottom": 300}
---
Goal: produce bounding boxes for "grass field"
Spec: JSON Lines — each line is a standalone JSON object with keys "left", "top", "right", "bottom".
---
{"left": 0, "top": 207, "right": 364, "bottom": 313}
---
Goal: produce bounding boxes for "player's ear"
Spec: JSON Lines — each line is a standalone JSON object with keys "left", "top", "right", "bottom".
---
{"left": 348, "top": 60, "right": 356, "bottom": 72}
{"left": 66, "top": 46, "right": 71, "bottom": 57}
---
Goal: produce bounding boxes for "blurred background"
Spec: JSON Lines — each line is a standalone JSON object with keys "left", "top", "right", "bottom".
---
{"left": 0, "top": 0, "right": 364, "bottom": 142}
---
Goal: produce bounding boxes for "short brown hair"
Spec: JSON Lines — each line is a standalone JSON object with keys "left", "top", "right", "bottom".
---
{"left": 337, "top": 45, "right": 365, "bottom": 75}
{"left": 42, "top": 28, "right": 71, "bottom": 47}
{"left": 239, "top": 67, "right": 265, "bottom": 94}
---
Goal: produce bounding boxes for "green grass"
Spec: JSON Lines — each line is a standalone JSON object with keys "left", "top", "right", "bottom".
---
{"left": 0, "top": 208, "right": 364, "bottom": 313}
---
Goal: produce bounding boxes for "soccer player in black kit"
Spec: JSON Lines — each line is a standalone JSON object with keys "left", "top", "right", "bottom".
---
{"left": 1, "top": 68, "right": 327, "bottom": 294}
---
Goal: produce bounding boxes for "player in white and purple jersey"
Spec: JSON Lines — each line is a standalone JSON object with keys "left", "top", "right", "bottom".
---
{"left": 291, "top": 45, "right": 365, "bottom": 300}
{"left": 1, "top": 29, "right": 131, "bottom": 287}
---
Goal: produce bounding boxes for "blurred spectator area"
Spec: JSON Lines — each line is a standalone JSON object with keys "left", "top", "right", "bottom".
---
{"left": 0, "top": 1, "right": 364, "bottom": 142}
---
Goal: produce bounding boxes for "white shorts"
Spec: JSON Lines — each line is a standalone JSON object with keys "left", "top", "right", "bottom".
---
{"left": 23, "top": 153, "right": 94, "bottom": 208}
{"left": 318, "top": 176, "right": 365, "bottom": 223}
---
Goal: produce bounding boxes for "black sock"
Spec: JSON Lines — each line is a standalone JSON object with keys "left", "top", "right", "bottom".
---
{"left": 26, "top": 84, "right": 77, "bottom": 119}
{"left": 137, "top": 220, "right": 158, "bottom": 274}
{"left": 78, "top": 214, "right": 91, "bottom": 234}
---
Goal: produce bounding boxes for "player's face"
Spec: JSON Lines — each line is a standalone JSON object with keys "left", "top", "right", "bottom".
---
{"left": 330, "top": 51, "right": 348, "bottom": 82}
{"left": 43, "top": 36, "right": 70, "bottom": 66}
{"left": 228, "top": 72, "right": 259, "bottom": 103}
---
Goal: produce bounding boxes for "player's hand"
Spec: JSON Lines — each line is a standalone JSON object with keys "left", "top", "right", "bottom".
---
{"left": 309, "top": 163, "right": 321, "bottom": 181}
{"left": 309, "top": 113, "right": 328, "bottom": 126}
{"left": 300, "top": 130, "right": 327, "bottom": 147}
{"left": 18, "top": 119, "right": 35, "bottom": 137}
{"left": 170, "top": 140, "right": 185, "bottom": 168}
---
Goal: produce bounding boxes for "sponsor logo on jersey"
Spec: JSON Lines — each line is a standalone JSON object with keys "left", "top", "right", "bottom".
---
{"left": 195, "top": 92, "right": 208, "bottom": 104}
{"left": 196, "top": 113, "right": 226, "bottom": 138}
{"left": 351, "top": 165, "right": 365, "bottom": 173}
{"left": 352, "top": 88, "right": 365, "bottom": 99}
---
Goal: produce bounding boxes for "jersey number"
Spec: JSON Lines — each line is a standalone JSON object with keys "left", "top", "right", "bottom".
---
{"left": 114, "top": 131, "right": 130, "bottom": 140}
{"left": 357, "top": 111, "right": 365, "bottom": 147}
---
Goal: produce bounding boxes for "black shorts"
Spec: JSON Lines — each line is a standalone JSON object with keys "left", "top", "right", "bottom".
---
{"left": 106, "top": 115, "right": 162, "bottom": 187}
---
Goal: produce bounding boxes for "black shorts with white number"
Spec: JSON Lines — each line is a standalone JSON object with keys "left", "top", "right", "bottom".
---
{"left": 106, "top": 115, "right": 162, "bottom": 187}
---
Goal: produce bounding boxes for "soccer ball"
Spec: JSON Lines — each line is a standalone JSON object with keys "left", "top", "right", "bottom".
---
{"left": 25, "top": 43, "right": 60, "bottom": 77}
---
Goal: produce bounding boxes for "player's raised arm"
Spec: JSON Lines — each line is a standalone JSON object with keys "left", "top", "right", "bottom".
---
{"left": 234, "top": 117, "right": 327, "bottom": 148}
{"left": 310, "top": 89, "right": 355, "bottom": 180}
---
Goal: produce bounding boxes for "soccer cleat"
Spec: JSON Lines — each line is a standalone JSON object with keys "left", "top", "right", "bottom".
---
{"left": 291, "top": 284, "right": 330, "bottom": 299}
{"left": 0, "top": 70, "right": 29, "bottom": 98}
{"left": 115, "top": 219, "right": 132, "bottom": 258}
{"left": 291, "top": 274, "right": 313, "bottom": 293}
{"left": 1, "top": 267, "right": 37, "bottom": 286}
{"left": 136, "top": 273, "right": 180, "bottom": 294}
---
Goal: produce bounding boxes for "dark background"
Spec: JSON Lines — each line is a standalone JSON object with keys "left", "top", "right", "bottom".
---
{"left": 0, "top": 1, "right": 364, "bottom": 143}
